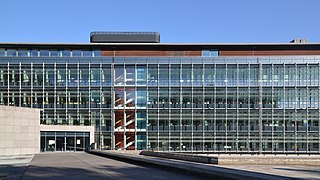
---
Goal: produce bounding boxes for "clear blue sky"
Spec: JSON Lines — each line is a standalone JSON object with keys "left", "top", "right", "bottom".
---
{"left": 0, "top": 0, "right": 319, "bottom": 43}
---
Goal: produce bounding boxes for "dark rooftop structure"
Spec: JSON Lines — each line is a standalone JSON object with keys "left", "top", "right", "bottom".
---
{"left": 90, "top": 32, "right": 160, "bottom": 43}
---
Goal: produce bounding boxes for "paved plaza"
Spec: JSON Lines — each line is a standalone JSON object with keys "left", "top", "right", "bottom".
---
{"left": 0, "top": 152, "right": 203, "bottom": 180}
{"left": 1, "top": 152, "right": 320, "bottom": 179}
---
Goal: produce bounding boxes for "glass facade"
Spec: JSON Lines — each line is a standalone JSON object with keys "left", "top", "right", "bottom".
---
{"left": 1, "top": 52, "right": 320, "bottom": 153}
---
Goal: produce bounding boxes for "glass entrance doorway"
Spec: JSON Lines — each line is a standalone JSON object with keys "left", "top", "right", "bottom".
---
{"left": 41, "top": 131, "right": 90, "bottom": 152}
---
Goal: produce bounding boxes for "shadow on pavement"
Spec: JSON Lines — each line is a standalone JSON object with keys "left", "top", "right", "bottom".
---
{"left": 1, "top": 162, "right": 204, "bottom": 180}
{"left": 0, "top": 165, "right": 28, "bottom": 179}
{"left": 23, "top": 166, "right": 111, "bottom": 180}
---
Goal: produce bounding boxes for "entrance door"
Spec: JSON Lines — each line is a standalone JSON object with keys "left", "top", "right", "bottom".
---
{"left": 66, "top": 137, "right": 75, "bottom": 151}
{"left": 56, "top": 132, "right": 65, "bottom": 151}
{"left": 56, "top": 137, "right": 64, "bottom": 151}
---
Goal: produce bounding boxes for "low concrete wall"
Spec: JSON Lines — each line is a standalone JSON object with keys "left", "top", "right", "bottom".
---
{"left": 0, "top": 106, "right": 40, "bottom": 156}
{"left": 216, "top": 155, "right": 320, "bottom": 165}
{"left": 140, "top": 151, "right": 218, "bottom": 164}
{"left": 141, "top": 151, "right": 320, "bottom": 166}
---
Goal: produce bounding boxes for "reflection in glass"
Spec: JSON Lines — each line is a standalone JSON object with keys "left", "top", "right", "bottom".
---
{"left": 126, "top": 88, "right": 135, "bottom": 107}
{"left": 159, "top": 65, "right": 169, "bottom": 86}
{"left": 115, "top": 65, "right": 124, "bottom": 85}
{"left": 115, "top": 88, "right": 124, "bottom": 108}
{"left": 125, "top": 65, "right": 135, "bottom": 85}
{"left": 147, "top": 65, "right": 158, "bottom": 86}
{"left": 136, "top": 88, "right": 146, "bottom": 107}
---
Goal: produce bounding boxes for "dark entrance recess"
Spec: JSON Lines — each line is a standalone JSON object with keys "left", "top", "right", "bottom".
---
{"left": 40, "top": 131, "right": 90, "bottom": 152}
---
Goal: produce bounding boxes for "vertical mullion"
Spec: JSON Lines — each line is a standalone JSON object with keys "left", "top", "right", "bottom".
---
{"left": 89, "top": 63, "right": 91, "bottom": 128}
{"left": 271, "top": 63, "right": 274, "bottom": 153}
{"left": 191, "top": 63, "right": 194, "bottom": 152}
{"left": 236, "top": 63, "right": 239, "bottom": 153}
{"left": 19, "top": 62, "right": 21, "bottom": 107}
{"left": 318, "top": 63, "right": 320, "bottom": 153}
{"left": 202, "top": 62, "right": 205, "bottom": 152}
{"left": 7, "top": 62, "right": 9, "bottom": 107}
{"left": 168, "top": 64, "right": 171, "bottom": 152}
{"left": 65, "top": 63, "right": 68, "bottom": 125}
{"left": 77, "top": 63, "right": 80, "bottom": 126}
{"left": 42, "top": 63, "right": 45, "bottom": 124}
{"left": 213, "top": 63, "right": 216, "bottom": 152}
{"left": 99, "top": 63, "right": 102, "bottom": 150}
{"left": 294, "top": 64, "right": 297, "bottom": 153}
{"left": 225, "top": 64, "right": 228, "bottom": 153}
{"left": 258, "top": 62, "right": 263, "bottom": 154}
{"left": 123, "top": 64, "right": 126, "bottom": 150}
{"left": 54, "top": 63, "right": 57, "bottom": 124}
{"left": 283, "top": 64, "right": 286, "bottom": 153}
{"left": 248, "top": 63, "right": 251, "bottom": 152}
{"left": 306, "top": 63, "right": 309, "bottom": 153}
{"left": 31, "top": 63, "right": 33, "bottom": 108}
{"left": 146, "top": 63, "right": 149, "bottom": 151}
{"left": 157, "top": 63, "right": 160, "bottom": 151}
{"left": 111, "top": 60, "right": 115, "bottom": 150}
{"left": 179, "top": 63, "right": 182, "bottom": 152}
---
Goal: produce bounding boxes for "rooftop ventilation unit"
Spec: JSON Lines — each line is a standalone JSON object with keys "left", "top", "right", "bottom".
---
{"left": 90, "top": 32, "right": 160, "bottom": 43}
{"left": 290, "top": 38, "right": 309, "bottom": 44}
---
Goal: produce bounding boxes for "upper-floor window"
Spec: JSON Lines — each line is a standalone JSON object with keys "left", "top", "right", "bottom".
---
{"left": 7, "top": 49, "right": 17, "bottom": 57}
{"left": 0, "top": 49, "right": 102, "bottom": 57}
{"left": 201, "top": 50, "right": 219, "bottom": 57}
{"left": 18, "top": 49, "right": 29, "bottom": 57}
{"left": 30, "top": 50, "right": 39, "bottom": 57}
{"left": 0, "top": 49, "right": 5, "bottom": 57}
{"left": 40, "top": 50, "right": 50, "bottom": 57}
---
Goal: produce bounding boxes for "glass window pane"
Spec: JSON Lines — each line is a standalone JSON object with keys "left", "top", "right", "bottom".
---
{"left": 90, "top": 68, "right": 100, "bottom": 86}
{"left": 136, "top": 88, "right": 147, "bottom": 107}
{"left": 72, "top": 50, "right": 82, "bottom": 57}
{"left": 216, "top": 64, "right": 226, "bottom": 86}
{"left": 136, "top": 65, "right": 147, "bottom": 85}
{"left": 182, "top": 65, "right": 192, "bottom": 86}
{"left": 93, "top": 50, "right": 101, "bottom": 57}
{"left": 7, "top": 49, "right": 16, "bottom": 57}
{"left": 125, "top": 65, "right": 135, "bottom": 85}
{"left": 102, "top": 65, "right": 111, "bottom": 86}
{"left": 193, "top": 65, "right": 203, "bottom": 86}
{"left": 126, "top": 88, "right": 135, "bottom": 107}
{"left": 115, "top": 65, "right": 124, "bottom": 86}
{"left": 83, "top": 50, "right": 92, "bottom": 57}
{"left": 0, "top": 49, "right": 5, "bottom": 56}
{"left": 159, "top": 65, "right": 169, "bottom": 86}
{"left": 147, "top": 65, "right": 158, "bottom": 86}
{"left": 61, "top": 50, "right": 71, "bottom": 57}
{"left": 18, "top": 49, "right": 29, "bottom": 57}
{"left": 201, "top": 50, "right": 210, "bottom": 57}
{"left": 238, "top": 64, "right": 248, "bottom": 86}
{"left": 30, "top": 50, "right": 39, "bottom": 57}
{"left": 204, "top": 64, "right": 214, "bottom": 86}
{"left": 50, "top": 50, "right": 60, "bottom": 57}
{"left": 40, "top": 50, "right": 49, "bottom": 57}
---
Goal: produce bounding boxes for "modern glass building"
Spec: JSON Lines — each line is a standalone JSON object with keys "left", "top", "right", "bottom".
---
{"left": 1, "top": 33, "right": 320, "bottom": 153}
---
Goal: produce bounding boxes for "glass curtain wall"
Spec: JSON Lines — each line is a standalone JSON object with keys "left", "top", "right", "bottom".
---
{"left": 144, "top": 62, "right": 320, "bottom": 153}
{"left": 1, "top": 56, "right": 320, "bottom": 153}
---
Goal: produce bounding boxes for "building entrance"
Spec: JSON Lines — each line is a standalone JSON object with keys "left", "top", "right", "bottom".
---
{"left": 41, "top": 131, "right": 90, "bottom": 152}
